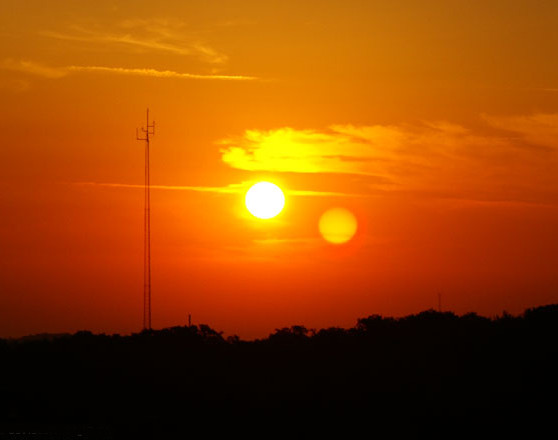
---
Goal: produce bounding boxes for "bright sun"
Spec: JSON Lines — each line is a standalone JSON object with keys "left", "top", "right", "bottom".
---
{"left": 245, "top": 182, "right": 285, "bottom": 219}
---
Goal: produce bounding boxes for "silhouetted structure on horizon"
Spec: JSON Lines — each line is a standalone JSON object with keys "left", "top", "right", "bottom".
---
{"left": 136, "top": 109, "right": 155, "bottom": 331}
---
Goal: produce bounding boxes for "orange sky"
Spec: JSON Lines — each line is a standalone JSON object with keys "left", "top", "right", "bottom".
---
{"left": 1, "top": 0, "right": 557, "bottom": 338}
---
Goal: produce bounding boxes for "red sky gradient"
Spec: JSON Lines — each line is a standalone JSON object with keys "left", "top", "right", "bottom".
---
{"left": 1, "top": 0, "right": 558, "bottom": 338}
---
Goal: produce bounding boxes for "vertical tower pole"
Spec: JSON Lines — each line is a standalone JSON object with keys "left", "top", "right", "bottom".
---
{"left": 137, "top": 109, "right": 155, "bottom": 330}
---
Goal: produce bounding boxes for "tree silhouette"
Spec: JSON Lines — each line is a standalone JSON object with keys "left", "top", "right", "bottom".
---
{"left": 0, "top": 304, "right": 556, "bottom": 437}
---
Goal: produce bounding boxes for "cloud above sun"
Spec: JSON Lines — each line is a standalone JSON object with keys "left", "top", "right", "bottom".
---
{"left": 69, "top": 114, "right": 558, "bottom": 206}
{"left": 219, "top": 116, "right": 558, "bottom": 205}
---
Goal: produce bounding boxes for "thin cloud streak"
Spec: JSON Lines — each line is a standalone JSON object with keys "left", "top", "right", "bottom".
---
{"left": 75, "top": 181, "right": 243, "bottom": 194}
{"left": 66, "top": 65, "right": 257, "bottom": 81}
{"left": 2, "top": 59, "right": 257, "bottom": 81}
{"left": 71, "top": 182, "right": 558, "bottom": 207}
{"left": 73, "top": 182, "right": 355, "bottom": 197}
{"left": 252, "top": 237, "right": 321, "bottom": 246}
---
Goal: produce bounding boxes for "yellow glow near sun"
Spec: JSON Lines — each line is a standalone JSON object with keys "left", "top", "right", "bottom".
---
{"left": 319, "top": 208, "right": 358, "bottom": 244}
{"left": 245, "top": 182, "right": 285, "bottom": 219}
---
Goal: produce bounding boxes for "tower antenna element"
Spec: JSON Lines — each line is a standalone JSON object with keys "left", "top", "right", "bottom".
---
{"left": 136, "top": 109, "right": 155, "bottom": 331}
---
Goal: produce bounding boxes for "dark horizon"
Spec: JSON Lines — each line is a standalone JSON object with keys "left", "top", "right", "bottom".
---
{"left": 2, "top": 302, "right": 556, "bottom": 436}
{"left": 3, "top": 0, "right": 558, "bottom": 341}
{"left": 6, "top": 302, "right": 558, "bottom": 342}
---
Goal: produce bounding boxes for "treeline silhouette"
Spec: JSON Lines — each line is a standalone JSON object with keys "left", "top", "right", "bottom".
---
{"left": 1, "top": 305, "right": 557, "bottom": 437}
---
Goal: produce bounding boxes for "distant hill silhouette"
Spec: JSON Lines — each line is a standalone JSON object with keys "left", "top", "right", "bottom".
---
{"left": 10, "top": 332, "right": 72, "bottom": 343}
{"left": 1, "top": 305, "right": 556, "bottom": 437}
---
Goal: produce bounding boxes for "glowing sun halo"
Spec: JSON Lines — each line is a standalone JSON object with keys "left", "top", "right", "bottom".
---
{"left": 319, "top": 208, "right": 358, "bottom": 244}
{"left": 245, "top": 182, "right": 285, "bottom": 219}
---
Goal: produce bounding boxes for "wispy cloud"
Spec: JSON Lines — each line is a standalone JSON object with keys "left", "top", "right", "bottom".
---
{"left": 219, "top": 123, "right": 492, "bottom": 179}
{"left": 73, "top": 181, "right": 354, "bottom": 198}
{"left": 252, "top": 237, "right": 321, "bottom": 246}
{"left": 2, "top": 59, "right": 257, "bottom": 81}
{"left": 218, "top": 117, "right": 558, "bottom": 205}
{"left": 2, "top": 59, "right": 67, "bottom": 79}
{"left": 42, "top": 19, "right": 227, "bottom": 64}
{"left": 75, "top": 182, "right": 244, "bottom": 194}
{"left": 482, "top": 113, "right": 558, "bottom": 150}
{"left": 66, "top": 65, "right": 256, "bottom": 81}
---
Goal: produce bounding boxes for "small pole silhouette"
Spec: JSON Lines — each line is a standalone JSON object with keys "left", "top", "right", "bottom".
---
{"left": 137, "top": 109, "right": 155, "bottom": 331}
{"left": 438, "top": 292, "right": 442, "bottom": 312}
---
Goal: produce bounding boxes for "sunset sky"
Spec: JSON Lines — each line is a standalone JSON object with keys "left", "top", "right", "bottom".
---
{"left": 1, "top": 0, "right": 557, "bottom": 338}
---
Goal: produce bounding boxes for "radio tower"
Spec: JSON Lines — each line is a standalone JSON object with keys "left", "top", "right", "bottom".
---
{"left": 137, "top": 109, "right": 155, "bottom": 330}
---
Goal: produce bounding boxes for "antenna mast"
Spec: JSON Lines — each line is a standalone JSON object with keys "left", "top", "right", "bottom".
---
{"left": 137, "top": 109, "right": 155, "bottom": 330}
